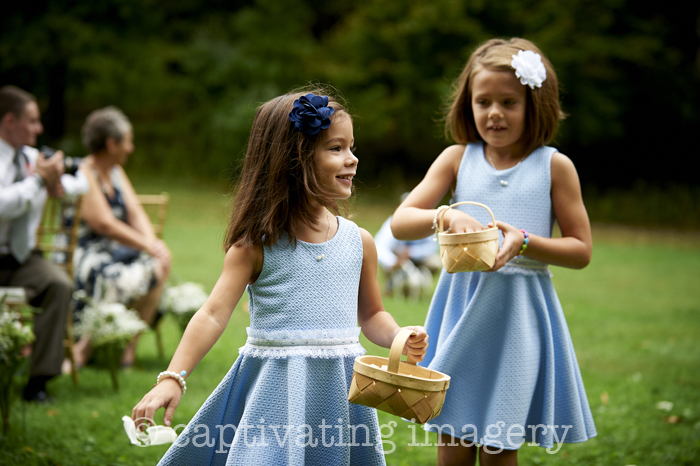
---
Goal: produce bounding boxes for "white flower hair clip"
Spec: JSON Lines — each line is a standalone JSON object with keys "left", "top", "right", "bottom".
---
{"left": 511, "top": 50, "right": 547, "bottom": 89}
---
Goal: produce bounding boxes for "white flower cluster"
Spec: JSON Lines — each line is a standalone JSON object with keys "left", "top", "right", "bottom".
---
{"left": 74, "top": 302, "right": 148, "bottom": 347}
{"left": 160, "top": 282, "right": 208, "bottom": 316}
{"left": 511, "top": 49, "right": 547, "bottom": 89}
{"left": 0, "top": 308, "right": 34, "bottom": 365}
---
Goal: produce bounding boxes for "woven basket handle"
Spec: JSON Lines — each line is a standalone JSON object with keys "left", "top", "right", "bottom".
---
{"left": 387, "top": 328, "right": 417, "bottom": 374}
{"left": 438, "top": 201, "right": 496, "bottom": 233}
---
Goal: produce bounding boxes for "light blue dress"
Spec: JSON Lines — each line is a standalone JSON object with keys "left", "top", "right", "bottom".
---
{"left": 422, "top": 143, "right": 597, "bottom": 449}
{"left": 158, "top": 216, "right": 385, "bottom": 466}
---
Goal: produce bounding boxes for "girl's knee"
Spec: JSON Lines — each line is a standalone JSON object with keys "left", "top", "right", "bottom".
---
{"left": 437, "top": 439, "right": 478, "bottom": 466}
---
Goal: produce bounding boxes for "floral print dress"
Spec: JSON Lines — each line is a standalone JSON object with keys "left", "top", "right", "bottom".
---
{"left": 72, "top": 169, "right": 157, "bottom": 318}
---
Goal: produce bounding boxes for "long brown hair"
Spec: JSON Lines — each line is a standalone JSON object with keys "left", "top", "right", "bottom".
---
{"left": 224, "top": 87, "right": 350, "bottom": 251}
{"left": 445, "top": 38, "right": 564, "bottom": 157}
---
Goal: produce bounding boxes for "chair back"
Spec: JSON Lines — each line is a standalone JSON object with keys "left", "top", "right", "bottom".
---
{"left": 136, "top": 192, "right": 170, "bottom": 360}
{"left": 35, "top": 195, "right": 83, "bottom": 278}
{"left": 136, "top": 193, "right": 169, "bottom": 239}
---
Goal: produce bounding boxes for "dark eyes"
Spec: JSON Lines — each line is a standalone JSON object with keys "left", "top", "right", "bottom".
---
{"left": 475, "top": 99, "right": 517, "bottom": 106}
{"left": 329, "top": 145, "right": 357, "bottom": 153}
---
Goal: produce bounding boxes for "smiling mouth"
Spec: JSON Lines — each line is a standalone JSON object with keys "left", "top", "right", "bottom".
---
{"left": 488, "top": 125, "right": 507, "bottom": 131}
{"left": 336, "top": 175, "right": 354, "bottom": 182}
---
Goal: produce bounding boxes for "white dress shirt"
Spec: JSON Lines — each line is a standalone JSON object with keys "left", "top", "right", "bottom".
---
{"left": 0, "top": 136, "right": 46, "bottom": 254}
{"left": 374, "top": 216, "right": 438, "bottom": 270}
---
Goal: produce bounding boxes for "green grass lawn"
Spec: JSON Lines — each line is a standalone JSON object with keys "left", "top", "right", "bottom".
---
{"left": 1, "top": 176, "right": 699, "bottom": 465}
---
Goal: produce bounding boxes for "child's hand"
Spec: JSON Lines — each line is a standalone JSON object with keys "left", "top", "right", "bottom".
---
{"left": 486, "top": 221, "right": 525, "bottom": 272}
{"left": 445, "top": 210, "right": 486, "bottom": 234}
{"left": 132, "top": 378, "right": 183, "bottom": 429}
{"left": 402, "top": 326, "right": 429, "bottom": 363}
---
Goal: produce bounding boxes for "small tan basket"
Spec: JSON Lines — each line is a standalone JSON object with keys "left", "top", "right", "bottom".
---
{"left": 438, "top": 201, "right": 499, "bottom": 273}
{"left": 348, "top": 328, "right": 450, "bottom": 424}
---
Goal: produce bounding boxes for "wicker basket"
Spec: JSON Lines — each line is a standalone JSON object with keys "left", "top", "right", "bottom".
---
{"left": 437, "top": 201, "right": 499, "bottom": 273}
{"left": 348, "top": 328, "right": 450, "bottom": 424}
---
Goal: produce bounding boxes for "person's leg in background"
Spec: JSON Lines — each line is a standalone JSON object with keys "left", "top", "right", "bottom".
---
{"left": 7, "top": 251, "right": 72, "bottom": 402}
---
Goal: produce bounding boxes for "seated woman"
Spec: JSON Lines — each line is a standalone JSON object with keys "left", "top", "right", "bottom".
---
{"left": 70, "top": 106, "right": 171, "bottom": 368}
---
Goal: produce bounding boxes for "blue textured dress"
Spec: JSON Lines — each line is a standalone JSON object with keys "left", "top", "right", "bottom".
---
{"left": 158, "top": 216, "right": 386, "bottom": 466}
{"left": 422, "top": 143, "right": 596, "bottom": 449}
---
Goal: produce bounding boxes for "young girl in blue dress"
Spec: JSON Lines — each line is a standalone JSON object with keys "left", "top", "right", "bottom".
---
{"left": 131, "top": 87, "right": 428, "bottom": 466}
{"left": 391, "top": 38, "right": 596, "bottom": 465}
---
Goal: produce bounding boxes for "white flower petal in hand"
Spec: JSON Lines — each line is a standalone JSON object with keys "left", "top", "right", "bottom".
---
{"left": 511, "top": 50, "right": 547, "bottom": 89}
{"left": 122, "top": 415, "right": 178, "bottom": 446}
{"left": 122, "top": 415, "right": 145, "bottom": 446}
{"left": 147, "top": 425, "right": 179, "bottom": 445}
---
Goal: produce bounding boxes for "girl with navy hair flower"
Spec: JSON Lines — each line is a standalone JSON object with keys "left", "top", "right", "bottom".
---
{"left": 392, "top": 38, "right": 596, "bottom": 465}
{"left": 132, "top": 86, "right": 428, "bottom": 466}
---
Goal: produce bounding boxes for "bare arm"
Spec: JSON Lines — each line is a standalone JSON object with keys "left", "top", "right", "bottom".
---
{"left": 79, "top": 164, "right": 161, "bottom": 253}
{"left": 529, "top": 152, "right": 592, "bottom": 268}
{"left": 357, "top": 228, "right": 428, "bottom": 360}
{"left": 132, "top": 243, "right": 262, "bottom": 426}
{"left": 488, "top": 152, "right": 592, "bottom": 271}
{"left": 113, "top": 166, "right": 172, "bottom": 271}
{"left": 391, "top": 144, "right": 484, "bottom": 240}
{"left": 116, "top": 166, "right": 157, "bottom": 239}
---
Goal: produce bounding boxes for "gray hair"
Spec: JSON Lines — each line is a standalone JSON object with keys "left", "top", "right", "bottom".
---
{"left": 81, "top": 106, "right": 132, "bottom": 154}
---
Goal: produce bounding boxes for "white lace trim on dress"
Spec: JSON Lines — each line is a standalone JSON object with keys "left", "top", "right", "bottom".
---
{"left": 498, "top": 257, "right": 552, "bottom": 277}
{"left": 246, "top": 327, "right": 361, "bottom": 340}
{"left": 240, "top": 327, "right": 365, "bottom": 359}
{"left": 239, "top": 344, "right": 366, "bottom": 359}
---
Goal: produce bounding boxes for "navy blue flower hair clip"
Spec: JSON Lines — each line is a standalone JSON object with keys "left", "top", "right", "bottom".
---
{"left": 289, "top": 93, "right": 335, "bottom": 135}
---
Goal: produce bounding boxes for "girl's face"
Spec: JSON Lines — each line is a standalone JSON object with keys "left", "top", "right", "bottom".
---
{"left": 314, "top": 113, "right": 357, "bottom": 200}
{"left": 471, "top": 68, "right": 527, "bottom": 154}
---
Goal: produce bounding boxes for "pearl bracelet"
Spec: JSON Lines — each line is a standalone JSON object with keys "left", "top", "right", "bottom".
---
{"left": 156, "top": 370, "right": 187, "bottom": 395}
{"left": 432, "top": 205, "right": 451, "bottom": 241}
{"left": 518, "top": 230, "right": 530, "bottom": 255}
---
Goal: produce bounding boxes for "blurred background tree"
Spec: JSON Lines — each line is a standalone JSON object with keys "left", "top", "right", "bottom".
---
{"left": 1, "top": 0, "right": 698, "bottom": 223}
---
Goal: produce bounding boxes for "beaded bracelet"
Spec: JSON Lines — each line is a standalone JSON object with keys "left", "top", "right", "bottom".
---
{"left": 518, "top": 230, "right": 530, "bottom": 255}
{"left": 432, "top": 205, "right": 451, "bottom": 241}
{"left": 156, "top": 370, "right": 187, "bottom": 395}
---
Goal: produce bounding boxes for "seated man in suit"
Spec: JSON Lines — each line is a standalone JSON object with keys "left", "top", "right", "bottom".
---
{"left": 0, "top": 85, "right": 73, "bottom": 402}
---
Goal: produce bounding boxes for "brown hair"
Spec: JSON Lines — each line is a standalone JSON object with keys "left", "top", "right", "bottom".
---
{"left": 445, "top": 38, "right": 564, "bottom": 157}
{"left": 0, "top": 85, "right": 36, "bottom": 121}
{"left": 224, "top": 86, "right": 351, "bottom": 251}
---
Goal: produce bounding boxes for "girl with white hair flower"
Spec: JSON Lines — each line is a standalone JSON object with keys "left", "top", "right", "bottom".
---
{"left": 392, "top": 38, "right": 596, "bottom": 465}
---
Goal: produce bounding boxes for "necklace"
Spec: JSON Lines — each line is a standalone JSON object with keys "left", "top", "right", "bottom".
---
{"left": 93, "top": 167, "right": 115, "bottom": 197}
{"left": 301, "top": 210, "right": 331, "bottom": 261}
{"left": 485, "top": 149, "right": 525, "bottom": 187}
